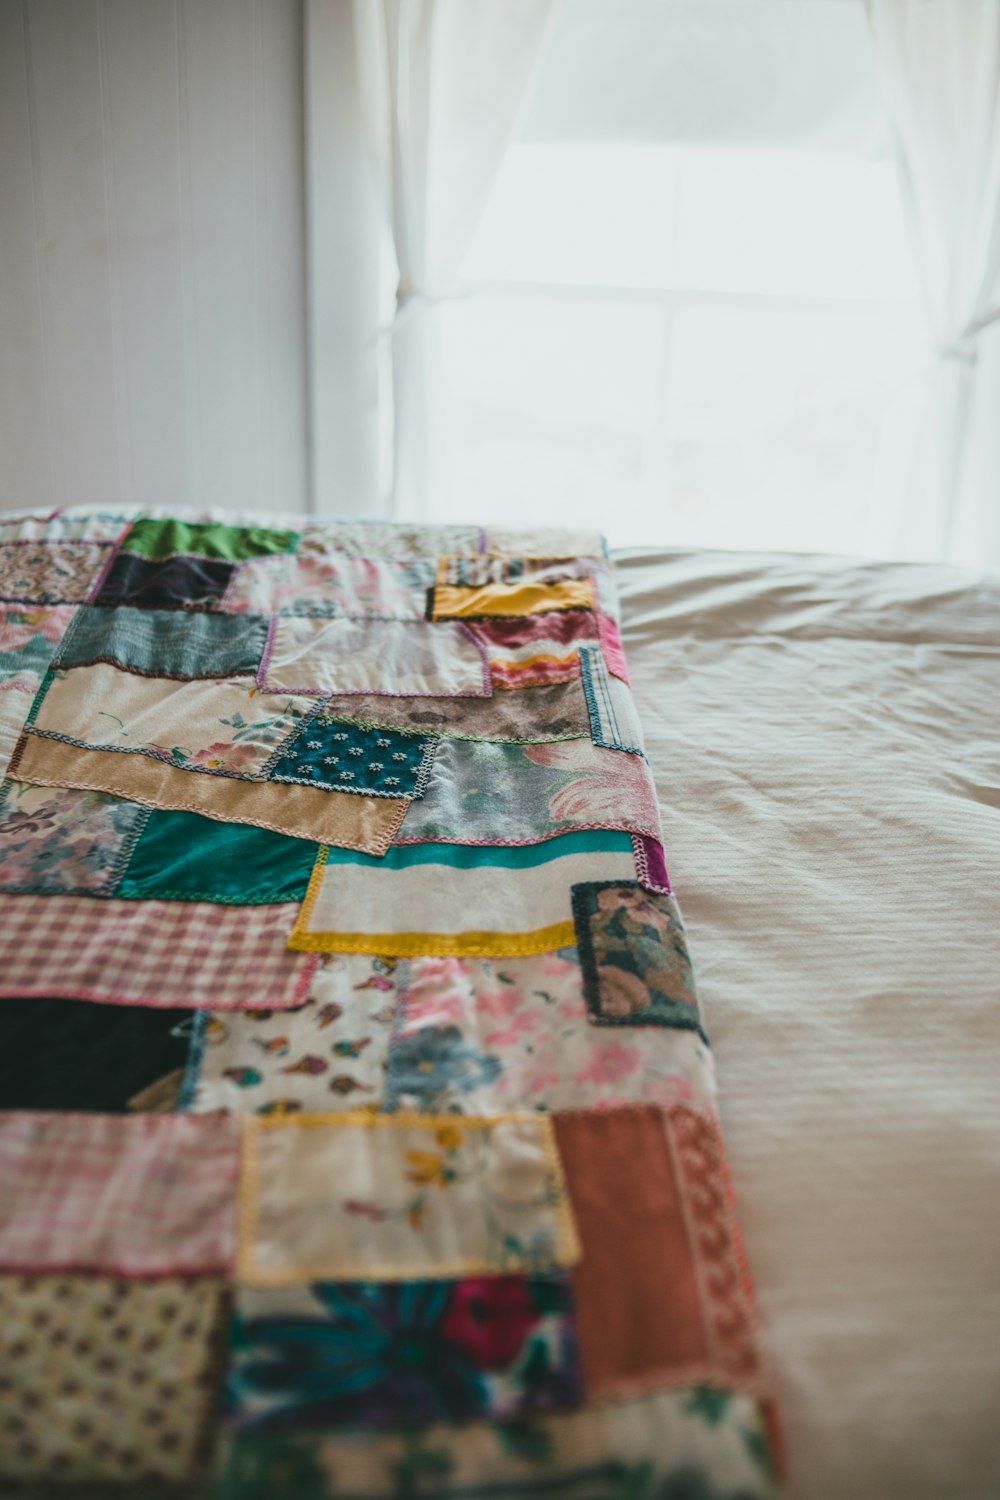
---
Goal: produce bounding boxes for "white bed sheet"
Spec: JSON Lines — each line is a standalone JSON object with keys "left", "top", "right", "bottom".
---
{"left": 616, "top": 547, "right": 1000, "bottom": 1500}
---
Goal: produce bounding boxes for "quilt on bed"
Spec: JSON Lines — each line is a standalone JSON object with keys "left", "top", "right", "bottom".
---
{"left": 0, "top": 510, "right": 781, "bottom": 1500}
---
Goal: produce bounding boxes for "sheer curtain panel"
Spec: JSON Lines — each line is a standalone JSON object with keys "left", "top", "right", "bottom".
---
{"left": 356, "top": 0, "right": 556, "bottom": 518}
{"left": 867, "top": 0, "right": 1000, "bottom": 567}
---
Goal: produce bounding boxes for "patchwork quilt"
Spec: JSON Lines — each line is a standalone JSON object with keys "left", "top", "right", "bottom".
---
{"left": 0, "top": 511, "right": 781, "bottom": 1500}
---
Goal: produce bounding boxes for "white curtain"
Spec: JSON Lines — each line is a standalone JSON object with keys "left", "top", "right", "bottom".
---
{"left": 867, "top": 0, "right": 1000, "bottom": 567}
{"left": 356, "top": 0, "right": 556, "bottom": 518}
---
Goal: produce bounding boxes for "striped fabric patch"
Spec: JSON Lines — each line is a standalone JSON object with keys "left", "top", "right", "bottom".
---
{"left": 288, "top": 830, "right": 638, "bottom": 957}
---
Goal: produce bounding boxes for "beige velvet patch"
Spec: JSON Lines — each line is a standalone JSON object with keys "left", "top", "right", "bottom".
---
{"left": 10, "top": 734, "right": 407, "bottom": 852}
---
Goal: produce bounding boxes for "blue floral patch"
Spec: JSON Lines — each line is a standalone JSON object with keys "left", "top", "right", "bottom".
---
{"left": 267, "top": 718, "right": 434, "bottom": 799}
{"left": 384, "top": 1023, "right": 503, "bottom": 1112}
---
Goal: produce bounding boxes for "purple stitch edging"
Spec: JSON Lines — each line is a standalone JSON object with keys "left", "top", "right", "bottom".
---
{"left": 456, "top": 619, "right": 494, "bottom": 696}
{"left": 256, "top": 613, "right": 279, "bottom": 690}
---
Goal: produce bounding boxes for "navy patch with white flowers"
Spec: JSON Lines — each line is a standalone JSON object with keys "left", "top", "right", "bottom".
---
{"left": 267, "top": 717, "right": 433, "bottom": 799}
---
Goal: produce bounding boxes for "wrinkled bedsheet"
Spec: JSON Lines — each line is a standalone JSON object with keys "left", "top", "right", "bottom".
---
{"left": 616, "top": 547, "right": 1000, "bottom": 1500}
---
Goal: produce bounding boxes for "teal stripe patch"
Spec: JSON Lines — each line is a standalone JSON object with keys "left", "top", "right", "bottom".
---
{"left": 323, "top": 828, "right": 634, "bottom": 871}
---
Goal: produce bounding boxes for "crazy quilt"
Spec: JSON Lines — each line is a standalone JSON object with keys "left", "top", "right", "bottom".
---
{"left": 0, "top": 509, "right": 781, "bottom": 1500}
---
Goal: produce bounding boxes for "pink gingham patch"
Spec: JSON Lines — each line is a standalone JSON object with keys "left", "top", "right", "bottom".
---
{"left": 0, "top": 895, "right": 318, "bottom": 1011}
{"left": 0, "top": 1111, "right": 241, "bottom": 1275}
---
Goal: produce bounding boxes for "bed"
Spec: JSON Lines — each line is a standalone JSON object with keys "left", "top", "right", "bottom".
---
{"left": 617, "top": 546, "right": 1000, "bottom": 1500}
{"left": 1, "top": 511, "right": 996, "bottom": 1500}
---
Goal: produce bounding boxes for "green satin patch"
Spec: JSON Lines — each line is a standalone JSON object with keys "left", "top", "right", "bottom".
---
{"left": 117, "top": 808, "right": 318, "bottom": 904}
{"left": 120, "top": 518, "right": 298, "bottom": 563}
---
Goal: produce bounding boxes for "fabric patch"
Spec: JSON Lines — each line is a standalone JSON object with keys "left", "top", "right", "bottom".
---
{"left": 0, "top": 1111, "right": 240, "bottom": 1275}
{"left": 436, "top": 556, "right": 595, "bottom": 589}
{"left": 0, "top": 893, "right": 318, "bottom": 1010}
{"left": 93, "top": 551, "right": 237, "bottom": 610}
{"left": 0, "top": 511, "right": 130, "bottom": 545}
{"left": 238, "top": 1111, "right": 581, "bottom": 1285}
{"left": 553, "top": 1105, "right": 764, "bottom": 1398}
{"left": 259, "top": 616, "right": 490, "bottom": 697}
{"left": 117, "top": 807, "right": 319, "bottom": 904}
{"left": 485, "top": 526, "right": 606, "bottom": 558}
{"left": 0, "top": 1273, "right": 226, "bottom": 1490}
{"left": 572, "top": 882, "right": 702, "bottom": 1034}
{"left": 187, "top": 953, "right": 398, "bottom": 1114}
{"left": 296, "top": 520, "right": 483, "bottom": 559}
{"left": 633, "top": 831, "right": 672, "bottom": 893}
{"left": 321, "top": 677, "right": 591, "bottom": 742}
{"left": 385, "top": 954, "right": 717, "bottom": 1117}
{"left": 269, "top": 718, "right": 434, "bottom": 798}
{"left": 579, "top": 641, "right": 645, "bottom": 754}
{"left": 0, "top": 780, "right": 148, "bottom": 894}
{"left": 0, "top": 604, "right": 76, "bottom": 694}
{"left": 0, "top": 541, "right": 112, "bottom": 604}
{"left": 393, "top": 737, "right": 662, "bottom": 846}
{"left": 463, "top": 609, "right": 599, "bottom": 689}
{"left": 224, "top": 550, "right": 436, "bottom": 618}
{"left": 225, "top": 1274, "right": 582, "bottom": 1434}
{"left": 431, "top": 577, "right": 596, "bottom": 621}
{"left": 31, "top": 661, "right": 313, "bottom": 777}
{"left": 120, "top": 517, "right": 298, "bottom": 562}
{"left": 289, "top": 831, "right": 637, "bottom": 958}
{"left": 0, "top": 997, "right": 195, "bottom": 1113}
{"left": 11, "top": 734, "right": 408, "bottom": 851}
{"left": 599, "top": 610, "right": 630, "bottom": 683}
{"left": 55, "top": 603, "right": 270, "bottom": 679}
{"left": 210, "top": 1387, "right": 780, "bottom": 1500}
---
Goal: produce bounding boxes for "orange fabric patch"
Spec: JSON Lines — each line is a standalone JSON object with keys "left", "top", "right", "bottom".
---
{"left": 552, "top": 1103, "right": 764, "bottom": 1401}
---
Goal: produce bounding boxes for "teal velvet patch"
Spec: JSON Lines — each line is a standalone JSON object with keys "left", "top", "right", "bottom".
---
{"left": 55, "top": 605, "right": 269, "bottom": 679}
{"left": 116, "top": 808, "right": 319, "bottom": 904}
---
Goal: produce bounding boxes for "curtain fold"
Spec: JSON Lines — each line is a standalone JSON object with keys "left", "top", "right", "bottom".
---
{"left": 866, "top": 0, "right": 1000, "bottom": 567}
{"left": 357, "top": 0, "right": 557, "bottom": 518}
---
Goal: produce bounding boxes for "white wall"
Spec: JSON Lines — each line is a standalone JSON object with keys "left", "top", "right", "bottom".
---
{"left": 0, "top": 0, "right": 314, "bottom": 516}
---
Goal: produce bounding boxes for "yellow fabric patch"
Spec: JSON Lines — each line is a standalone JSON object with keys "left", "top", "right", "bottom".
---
{"left": 237, "top": 1109, "right": 581, "bottom": 1286}
{"left": 431, "top": 578, "right": 597, "bottom": 620}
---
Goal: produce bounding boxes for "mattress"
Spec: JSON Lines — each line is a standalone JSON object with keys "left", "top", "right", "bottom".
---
{"left": 616, "top": 547, "right": 1000, "bottom": 1500}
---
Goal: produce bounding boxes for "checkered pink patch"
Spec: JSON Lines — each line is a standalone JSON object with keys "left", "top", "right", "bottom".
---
{"left": 0, "top": 1111, "right": 241, "bottom": 1275}
{"left": 0, "top": 896, "right": 318, "bottom": 1011}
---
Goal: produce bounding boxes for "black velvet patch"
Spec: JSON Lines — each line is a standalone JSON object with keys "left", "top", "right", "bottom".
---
{"left": 0, "top": 997, "right": 196, "bottom": 1112}
{"left": 92, "top": 552, "right": 237, "bottom": 611}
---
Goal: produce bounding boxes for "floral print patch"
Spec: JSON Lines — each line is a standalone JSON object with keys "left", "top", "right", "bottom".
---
{"left": 0, "top": 780, "right": 147, "bottom": 894}
{"left": 571, "top": 881, "right": 703, "bottom": 1033}
{"left": 223, "top": 549, "right": 435, "bottom": 618}
{"left": 384, "top": 953, "right": 716, "bottom": 1116}
{"left": 226, "top": 1274, "right": 582, "bottom": 1433}
{"left": 0, "top": 542, "right": 112, "bottom": 604}
{"left": 0, "top": 604, "right": 76, "bottom": 695}
{"left": 32, "top": 661, "right": 313, "bottom": 778}
{"left": 268, "top": 718, "right": 433, "bottom": 798}
{"left": 186, "top": 954, "right": 398, "bottom": 1114}
{"left": 238, "top": 1112, "right": 580, "bottom": 1285}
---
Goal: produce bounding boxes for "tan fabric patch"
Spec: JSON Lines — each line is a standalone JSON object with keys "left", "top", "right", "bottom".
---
{"left": 0, "top": 1273, "right": 226, "bottom": 1489}
{"left": 321, "top": 677, "right": 590, "bottom": 742}
{"left": 33, "top": 660, "right": 313, "bottom": 777}
{"left": 11, "top": 735, "right": 407, "bottom": 852}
